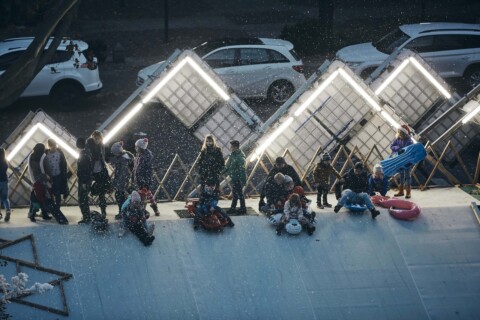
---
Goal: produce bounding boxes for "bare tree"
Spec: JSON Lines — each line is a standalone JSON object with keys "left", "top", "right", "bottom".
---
{"left": 0, "top": 0, "right": 80, "bottom": 109}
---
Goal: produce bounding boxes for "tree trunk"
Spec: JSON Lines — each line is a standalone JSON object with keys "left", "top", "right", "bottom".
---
{"left": 0, "top": 0, "right": 80, "bottom": 109}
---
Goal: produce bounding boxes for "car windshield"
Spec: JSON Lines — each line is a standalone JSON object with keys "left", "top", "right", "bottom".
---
{"left": 372, "top": 28, "right": 410, "bottom": 54}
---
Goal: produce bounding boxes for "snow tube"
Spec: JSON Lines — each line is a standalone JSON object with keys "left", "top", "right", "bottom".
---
{"left": 381, "top": 143, "right": 426, "bottom": 178}
{"left": 285, "top": 219, "right": 302, "bottom": 235}
{"left": 344, "top": 203, "right": 367, "bottom": 212}
{"left": 374, "top": 198, "right": 420, "bottom": 220}
{"left": 371, "top": 195, "right": 391, "bottom": 206}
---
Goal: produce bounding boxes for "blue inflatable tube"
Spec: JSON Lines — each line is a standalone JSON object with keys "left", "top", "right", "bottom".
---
{"left": 381, "top": 143, "right": 427, "bottom": 178}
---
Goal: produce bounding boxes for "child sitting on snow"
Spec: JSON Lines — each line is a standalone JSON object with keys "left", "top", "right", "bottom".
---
{"left": 121, "top": 191, "right": 155, "bottom": 246}
{"left": 368, "top": 164, "right": 389, "bottom": 196}
{"left": 194, "top": 180, "right": 234, "bottom": 230}
{"left": 276, "top": 193, "right": 315, "bottom": 236}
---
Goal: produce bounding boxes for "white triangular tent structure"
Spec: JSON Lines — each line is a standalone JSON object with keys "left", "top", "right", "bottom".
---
{"left": 1, "top": 110, "right": 79, "bottom": 207}
{"left": 99, "top": 49, "right": 263, "bottom": 155}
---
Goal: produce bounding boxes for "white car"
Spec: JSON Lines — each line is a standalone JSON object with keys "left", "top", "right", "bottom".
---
{"left": 336, "top": 22, "right": 480, "bottom": 88}
{"left": 0, "top": 37, "right": 103, "bottom": 104}
{"left": 137, "top": 38, "right": 307, "bottom": 104}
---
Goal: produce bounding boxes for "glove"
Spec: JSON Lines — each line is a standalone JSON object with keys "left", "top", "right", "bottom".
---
{"left": 398, "top": 148, "right": 405, "bottom": 155}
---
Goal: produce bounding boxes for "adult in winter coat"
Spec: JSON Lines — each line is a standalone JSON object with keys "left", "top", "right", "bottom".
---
{"left": 133, "top": 138, "right": 159, "bottom": 216}
{"left": 27, "top": 143, "right": 52, "bottom": 221}
{"left": 121, "top": 190, "right": 155, "bottom": 246}
{"left": 0, "top": 148, "right": 11, "bottom": 221}
{"left": 76, "top": 137, "right": 93, "bottom": 224}
{"left": 44, "top": 138, "right": 69, "bottom": 211}
{"left": 86, "top": 130, "right": 110, "bottom": 216}
{"left": 368, "top": 164, "right": 389, "bottom": 197}
{"left": 258, "top": 156, "right": 301, "bottom": 210}
{"left": 28, "top": 143, "right": 68, "bottom": 224}
{"left": 262, "top": 173, "right": 294, "bottom": 212}
{"left": 110, "top": 141, "right": 134, "bottom": 219}
{"left": 197, "top": 134, "right": 224, "bottom": 188}
{"left": 313, "top": 152, "right": 341, "bottom": 209}
{"left": 334, "top": 162, "right": 380, "bottom": 219}
{"left": 223, "top": 140, "right": 247, "bottom": 215}
{"left": 390, "top": 124, "right": 414, "bottom": 198}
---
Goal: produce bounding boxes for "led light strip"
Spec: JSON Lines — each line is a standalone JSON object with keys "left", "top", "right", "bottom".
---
{"left": 103, "top": 103, "right": 144, "bottom": 144}
{"left": 6, "top": 123, "right": 79, "bottom": 161}
{"left": 338, "top": 68, "right": 382, "bottom": 111}
{"left": 104, "top": 56, "right": 231, "bottom": 144}
{"left": 462, "top": 101, "right": 480, "bottom": 124}
{"left": 250, "top": 117, "right": 294, "bottom": 161}
{"left": 294, "top": 71, "right": 339, "bottom": 116}
{"left": 375, "top": 57, "right": 451, "bottom": 99}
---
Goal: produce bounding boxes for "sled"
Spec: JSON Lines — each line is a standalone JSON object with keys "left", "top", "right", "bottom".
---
{"left": 380, "top": 143, "right": 426, "bottom": 178}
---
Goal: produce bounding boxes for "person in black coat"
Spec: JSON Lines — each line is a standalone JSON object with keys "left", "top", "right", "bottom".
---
{"left": 334, "top": 162, "right": 380, "bottom": 219}
{"left": 44, "top": 138, "right": 69, "bottom": 212}
{"left": 86, "top": 130, "right": 110, "bottom": 216}
{"left": 197, "top": 134, "right": 225, "bottom": 188}
{"left": 259, "top": 156, "right": 302, "bottom": 210}
{"left": 76, "top": 137, "right": 93, "bottom": 223}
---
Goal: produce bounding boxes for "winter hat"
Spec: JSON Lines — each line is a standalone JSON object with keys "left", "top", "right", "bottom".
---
{"left": 135, "top": 138, "right": 148, "bottom": 150}
{"left": 111, "top": 141, "right": 124, "bottom": 156}
{"left": 399, "top": 124, "right": 411, "bottom": 135}
{"left": 321, "top": 152, "right": 331, "bottom": 161}
{"left": 76, "top": 137, "right": 86, "bottom": 149}
{"left": 373, "top": 163, "right": 383, "bottom": 173}
{"left": 131, "top": 191, "right": 141, "bottom": 203}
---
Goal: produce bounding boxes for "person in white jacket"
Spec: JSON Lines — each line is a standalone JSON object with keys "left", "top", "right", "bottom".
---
{"left": 276, "top": 193, "right": 315, "bottom": 236}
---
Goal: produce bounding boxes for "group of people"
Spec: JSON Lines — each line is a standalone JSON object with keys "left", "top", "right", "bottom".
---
{"left": 0, "top": 123, "right": 415, "bottom": 242}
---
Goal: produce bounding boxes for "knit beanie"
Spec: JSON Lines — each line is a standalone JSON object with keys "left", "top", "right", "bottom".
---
{"left": 131, "top": 191, "right": 141, "bottom": 203}
{"left": 135, "top": 138, "right": 148, "bottom": 150}
{"left": 111, "top": 141, "right": 124, "bottom": 156}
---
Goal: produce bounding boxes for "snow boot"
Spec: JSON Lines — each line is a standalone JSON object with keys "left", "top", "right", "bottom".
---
{"left": 405, "top": 186, "right": 411, "bottom": 199}
{"left": 227, "top": 217, "right": 235, "bottom": 227}
{"left": 370, "top": 208, "right": 380, "bottom": 219}
{"left": 307, "top": 224, "right": 316, "bottom": 236}
{"left": 317, "top": 202, "right": 324, "bottom": 209}
{"left": 334, "top": 204, "right": 342, "bottom": 213}
{"left": 394, "top": 185, "right": 404, "bottom": 197}
{"left": 150, "top": 203, "right": 160, "bottom": 216}
{"left": 4, "top": 210, "right": 11, "bottom": 222}
{"left": 237, "top": 207, "right": 247, "bottom": 215}
{"left": 323, "top": 197, "right": 332, "bottom": 208}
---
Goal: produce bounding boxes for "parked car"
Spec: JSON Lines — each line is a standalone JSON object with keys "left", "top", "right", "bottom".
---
{"left": 336, "top": 22, "right": 480, "bottom": 89}
{"left": 137, "top": 38, "right": 307, "bottom": 105}
{"left": 0, "top": 37, "right": 103, "bottom": 105}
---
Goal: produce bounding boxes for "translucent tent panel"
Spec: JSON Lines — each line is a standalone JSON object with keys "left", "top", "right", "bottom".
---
{"left": 2, "top": 111, "right": 79, "bottom": 206}
{"left": 370, "top": 50, "right": 455, "bottom": 128}
{"left": 100, "top": 49, "right": 262, "bottom": 156}
{"left": 249, "top": 61, "right": 388, "bottom": 172}
{"left": 461, "top": 94, "right": 480, "bottom": 125}
{"left": 193, "top": 104, "right": 259, "bottom": 155}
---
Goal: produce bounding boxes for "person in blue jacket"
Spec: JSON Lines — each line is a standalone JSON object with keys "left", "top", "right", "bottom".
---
{"left": 194, "top": 179, "right": 234, "bottom": 230}
{"left": 368, "top": 164, "right": 389, "bottom": 196}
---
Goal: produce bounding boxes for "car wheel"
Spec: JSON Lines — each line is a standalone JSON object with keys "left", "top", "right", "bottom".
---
{"left": 268, "top": 80, "right": 294, "bottom": 105}
{"left": 50, "top": 82, "right": 84, "bottom": 109}
{"left": 464, "top": 66, "right": 480, "bottom": 90}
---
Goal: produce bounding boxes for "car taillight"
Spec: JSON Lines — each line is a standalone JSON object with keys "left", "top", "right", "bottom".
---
{"left": 81, "top": 61, "right": 97, "bottom": 70}
{"left": 292, "top": 65, "right": 304, "bottom": 73}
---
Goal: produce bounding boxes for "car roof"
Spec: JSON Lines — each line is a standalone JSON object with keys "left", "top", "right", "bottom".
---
{"left": 400, "top": 22, "right": 480, "bottom": 37}
{"left": 0, "top": 37, "right": 88, "bottom": 54}
{"left": 192, "top": 37, "right": 294, "bottom": 56}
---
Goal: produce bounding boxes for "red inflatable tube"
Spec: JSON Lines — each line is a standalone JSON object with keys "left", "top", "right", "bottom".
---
{"left": 371, "top": 196, "right": 421, "bottom": 221}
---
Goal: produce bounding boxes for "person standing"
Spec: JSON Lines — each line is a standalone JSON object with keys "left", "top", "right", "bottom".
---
{"left": 390, "top": 125, "right": 414, "bottom": 198}
{"left": 76, "top": 137, "right": 93, "bottom": 224}
{"left": 44, "top": 138, "right": 69, "bottom": 212}
{"left": 133, "top": 138, "right": 159, "bottom": 216}
{"left": 0, "top": 148, "right": 12, "bottom": 221}
{"left": 197, "top": 134, "right": 225, "bottom": 189}
{"left": 110, "top": 141, "right": 134, "bottom": 219}
{"left": 27, "top": 143, "right": 52, "bottom": 221}
{"left": 313, "top": 152, "right": 341, "bottom": 209}
{"left": 86, "top": 130, "right": 110, "bottom": 217}
{"left": 223, "top": 140, "right": 247, "bottom": 215}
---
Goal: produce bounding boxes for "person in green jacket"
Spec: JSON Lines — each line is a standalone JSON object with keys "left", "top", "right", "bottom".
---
{"left": 223, "top": 140, "right": 247, "bottom": 215}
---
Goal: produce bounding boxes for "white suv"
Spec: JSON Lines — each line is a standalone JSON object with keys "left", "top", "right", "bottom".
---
{"left": 0, "top": 37, "right": 103, "bottom": 104}
{"left": 336, "top": 23, "right": 480, "bottom": 88}
{"left": 137, "top": 38, "right": 307, "bottom": 104}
